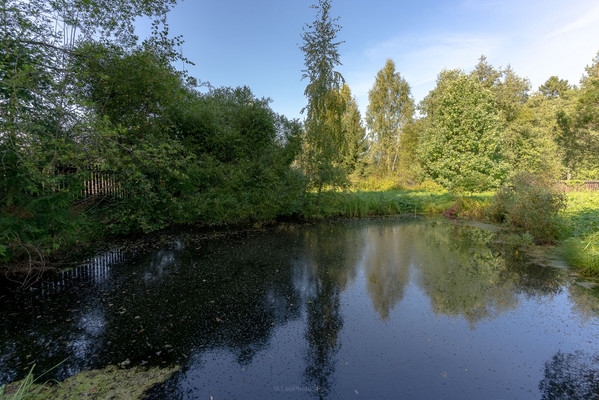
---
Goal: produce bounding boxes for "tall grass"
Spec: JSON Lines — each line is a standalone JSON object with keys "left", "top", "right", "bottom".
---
{"left": 0, "top": 366, "right": 45, "bottom": 400}
{"left": 300, "top": 189, "right": 488, "bottom": 220}
{"left": 561, "top": 234, "right": 599, "bottom": 275}
{"left": 558, "top": 191, "right": 599, "bottom": 274}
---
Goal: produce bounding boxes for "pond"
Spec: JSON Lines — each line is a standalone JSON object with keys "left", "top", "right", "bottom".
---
{"left": 1, "top": 217, "right": 599, "bottom": 399}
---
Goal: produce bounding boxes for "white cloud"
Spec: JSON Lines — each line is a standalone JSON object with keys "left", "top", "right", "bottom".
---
{"left": 344, "top": 0, "right": 599, "bottom": 119}
{"left": 345, "top": 33, "right": 502, "bottom": 116}
{"left": 546, "top": 4, "right": 599, "bottom": 38}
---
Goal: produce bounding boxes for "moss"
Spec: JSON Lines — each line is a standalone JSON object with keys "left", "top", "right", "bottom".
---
{"left": 2, "top": 365, "right": 178, "bottom": 400}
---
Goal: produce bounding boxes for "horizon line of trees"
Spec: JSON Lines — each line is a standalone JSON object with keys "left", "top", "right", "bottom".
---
{"left": 1, "top": 0, "right": 598, "bottom": 266}
{"left": 297, "top": 1, "right": 599, "bottom": 194}
{"left": 318, "top": 54, "right": 599, "bottom": 193}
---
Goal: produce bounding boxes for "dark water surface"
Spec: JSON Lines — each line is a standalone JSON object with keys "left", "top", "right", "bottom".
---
{"left": 2, "top": 217, "right": 599, "bottom": 399}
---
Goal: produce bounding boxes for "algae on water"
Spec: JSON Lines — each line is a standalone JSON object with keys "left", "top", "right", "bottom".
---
{"left": 2, "top": 365, "right": 178, "bottom": 400}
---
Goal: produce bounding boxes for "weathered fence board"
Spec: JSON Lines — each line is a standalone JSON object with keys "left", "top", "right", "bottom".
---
{"left": 554, "top": 181, "right": 599, "bottom": 192}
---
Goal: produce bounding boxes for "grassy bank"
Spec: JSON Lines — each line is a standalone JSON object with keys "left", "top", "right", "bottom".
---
{"left": 299, "top": 189, "right": 492, "bottom": 220}
{"left": 2, "top": 183, "right": 597, "bottom": 278}
{"left": 558, "top": 191, "right": 599, "bottom": 274}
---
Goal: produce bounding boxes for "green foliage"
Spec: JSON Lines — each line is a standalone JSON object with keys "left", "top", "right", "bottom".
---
{"left": 470, "top": 55, "right": 501, "bottom": 89}
{"left": 561, "top": 233, "right": 599, "bottom": 275}
{"left": 560, "top": 191, "right": 599, "bottom": 237}
{"left": 557, "top": 52, "right": 599, "bottom": 178}
{"left": 418, "top": 70, "right": 508, "bottom": 192}
{"left": 366, "top": 59, "right": 415, "bottom": 175}
{"left": 557, "top": 191, "right": 599, "bottom": 274}
{"left": 177, "top": 87, "right": 305, "bottom": 224}
{"left": 300, "top": 189, "right": 456, "bottom": 219}
{"left": 487, "top": 173, "right": 567, "bottom": 243}
{"left": 539, "top": 76, "right": 574, "bottom": 99}
{"left": 1, "top": 0, "right": 307, "bottom": 266}
{"left": 396, "top": 120, "right": 425, "bottom": 186}
{"left": 493, "top": 66, "right": 531, "bottom": 124}
{"left": 71, "top": 42, "right": 186, "bottom": 140}
{"left": 299, "top": 0, "right": 347, "bottom": 196}
{"left": 0, "top": 365, "right": 44, "bottom": 400}
{"left": 442, "top": 195, "right": 491, "bottom": 220}
{"left": 339, "top": 84, "right": 368, "bottom": 174}
{"left": 501, "top": 93, "right": 566, "bottom": 179}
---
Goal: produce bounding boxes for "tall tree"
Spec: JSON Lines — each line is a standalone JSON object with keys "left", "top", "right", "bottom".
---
{"left": 557, "top": 52, "right": 599, "bottom": 178}
{"left": 471, "top": 55, "right": 501, "bottom": 90}
{"left": 418, "top": 70, "right": 507, "bottom": 192}
{"left": 539, "top": 76, "right": 573, "bottom": 99}
{"left": 501, "top": 93, "right": 565, "bottom": 179}
{"left": 299, "top": 0, "right": 346, "bottom": 197}
{"left": 469, "top": 58, "right": 562, "bottom": 179}
{"left": 366, "top": 59, "right": 415, "bottom": 175}
{"left": 339, "top": 84, "right": 367, "bottom": 174}
{"left": 495, "top": 65, "right": 530, "bottom": 124}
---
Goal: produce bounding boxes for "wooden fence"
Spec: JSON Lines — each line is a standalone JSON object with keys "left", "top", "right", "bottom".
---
{"left": 83, "top": 169, "right": 125, "bottom": 198}
{"left": 554, "top": 181, "right": 599, "bottom": 192}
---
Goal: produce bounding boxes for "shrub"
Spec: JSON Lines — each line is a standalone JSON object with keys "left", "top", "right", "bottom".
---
{"left": 487, "top": 173, "right": 567, "bottom": 244}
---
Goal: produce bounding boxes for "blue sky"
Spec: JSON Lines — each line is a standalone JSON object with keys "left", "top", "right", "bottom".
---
{"left": 144, "top": 0, "right": 599, "bottom": 120}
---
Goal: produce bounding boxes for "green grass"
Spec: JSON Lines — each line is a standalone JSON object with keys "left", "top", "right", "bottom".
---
{"left": 300, "top": 188, "right": 492, "bottom": 220}
{"left": 559, "top": 191, "right": 599, "bottom": 274}
{"left": 0, "top": 365, "right": 43, "bottom": 400}
{"left": 560, "top": 191, "right": 599, "bottom": 238}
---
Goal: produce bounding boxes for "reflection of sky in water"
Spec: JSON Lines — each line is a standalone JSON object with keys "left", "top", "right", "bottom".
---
{"left": 1, "top": 218, "right": 599, "bottom": 399}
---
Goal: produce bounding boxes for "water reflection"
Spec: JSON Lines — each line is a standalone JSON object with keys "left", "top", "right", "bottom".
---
{"left": 539, "top": 351, "right": 599, "bottom": 400}
{"left": 1, "top": 217, "right": 599, "bottom": 399}
{"left": 295, "top": 226, "right": 360, "bottom": 397}
{"left": 362, "top": 224, "right": 412, "bottom": 320}
{"left": 414, "top": 223, "right": 519, "bottom": 325}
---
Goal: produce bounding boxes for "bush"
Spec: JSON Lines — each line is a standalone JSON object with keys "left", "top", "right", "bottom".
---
{"left": 487, "top": 173, "right": 567, "bottom": 244}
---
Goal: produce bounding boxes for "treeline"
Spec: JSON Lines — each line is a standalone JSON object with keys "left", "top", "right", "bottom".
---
{"left": 1, "top": 0, "right": 598, "bottom": 268}
{"left": 356, "top": 55, "right": 599, "bottom": 192}
{"left": 291, "top": 1, "right": 599, "bottom": 195}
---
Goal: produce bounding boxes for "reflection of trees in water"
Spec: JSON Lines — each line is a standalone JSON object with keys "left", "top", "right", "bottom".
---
{"left": 304, "top": 283, "right": 343, "bottom": 398}
{"left": 295, "top": 224, "right": 363, "bottom": 397}
{"left": 539, "top": 350, "right": 599, "bottom": 400}
{"left": 414, "top": 223, "right": 519, "bottom": 325}
{"left": 5, "top": 218, "right": 596, "bottom": 391}
{"left": 359, "top": 219, "right": 573, "bottom": 324}
{"left": 0, "top": 233, "right": 306, "bottom": 383}
{"left": 568, "top": 283, "right": 599, "bottom": 321}
{"left": 363, "top": 224, "right": 414, "bottom": 320}
{"left": 494, "top": 241, "right": 565, "bottom": 297}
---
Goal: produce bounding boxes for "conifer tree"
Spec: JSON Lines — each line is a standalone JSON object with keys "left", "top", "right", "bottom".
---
{"left": 299, "top": 0, "right": 346, "bottom": 197}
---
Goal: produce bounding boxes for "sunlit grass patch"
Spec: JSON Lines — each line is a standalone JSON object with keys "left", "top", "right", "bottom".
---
{"left": 559, "top": 191, "right": 599, "bottom": 274}
{"left": 561, "top": 232, "right": 599, "bottom": 275}
{"left": 560, "top": 191, "right": 599, "bottom": 238}
{"left": 301, "top": 189, "right": 490, "bottom": 220}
